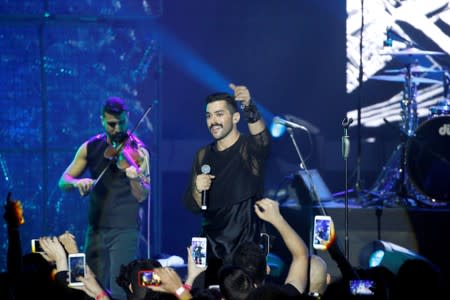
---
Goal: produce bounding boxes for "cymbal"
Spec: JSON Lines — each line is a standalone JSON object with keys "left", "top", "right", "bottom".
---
{"left": 384, "top": 66, "right": 442, "bottom": 74}
{"left": 370, "top": 75, "right": 441, "bottom": 84}
{"left": 380, "top": 47, "right": 445, "bottom": 56}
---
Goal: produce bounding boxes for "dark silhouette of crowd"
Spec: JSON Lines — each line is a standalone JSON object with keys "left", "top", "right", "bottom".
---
{"left": 2, "top": 192, "right": 449, "bottom": 300}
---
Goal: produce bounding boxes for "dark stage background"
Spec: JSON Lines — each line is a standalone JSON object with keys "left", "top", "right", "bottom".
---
{"left": 1, "top": 0, "right": 449, "bottom": 283}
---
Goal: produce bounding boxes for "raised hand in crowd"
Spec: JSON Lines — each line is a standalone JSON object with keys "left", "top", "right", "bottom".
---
{"left": 69, "top": 265, "right": 110, "bottom": 300}
{"left": 146, "top": 267, "right": 192, "bottom": 300}
{"left": 254, "top": 198, "right": 309, "bottom": 294}
{"left": 58, "top": 230, "right": 80, "bottom": 254}
{"left": 4, "top": 191, "right": 25, "bottom": 228}
{"left": 39, "top": 236, "right": 68, "bottom": 271}
{"left": 185, "top": 245, "right": 207, "bottom": 287}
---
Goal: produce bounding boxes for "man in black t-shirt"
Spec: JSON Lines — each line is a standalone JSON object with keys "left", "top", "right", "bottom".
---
{"left": 59, "top": 97, "right": 150, "bottom": 300}
{"left": 183, "top": 83, "right": 271, "bottom": 285}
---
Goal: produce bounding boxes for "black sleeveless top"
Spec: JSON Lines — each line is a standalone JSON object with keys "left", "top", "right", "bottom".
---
{"left": 86, "top": 134, "right": 142, "bottom": 229}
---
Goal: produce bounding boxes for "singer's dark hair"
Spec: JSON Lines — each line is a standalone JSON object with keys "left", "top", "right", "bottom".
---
{"left": 205, "top": 92, "right": 238, "bottom": 114}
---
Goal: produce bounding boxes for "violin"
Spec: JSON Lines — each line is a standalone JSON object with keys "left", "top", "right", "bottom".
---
{"left": 103, "top": 135, "right": 145, "bottom": 172}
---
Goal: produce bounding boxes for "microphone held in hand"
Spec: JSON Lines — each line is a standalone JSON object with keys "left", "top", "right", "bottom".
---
{"left": 273, "top": 116, "right": 308, "bottom": 131}
{"left": 200, "top": 164, "right": 211, "bottom": 210}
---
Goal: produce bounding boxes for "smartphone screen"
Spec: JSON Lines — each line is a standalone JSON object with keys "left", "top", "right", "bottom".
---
{"left": 191, "top": 237, "right": 207, "bottom": 267}
{"left": 349, "top": 279, "right": 375, "bottom": 295}
{"left": 312, "top": 215, "right": 332, "bottom": 250}
{"left": 31, "top": 239, "right": 44, "bottom": 253}
{"left": 138, "top": 270, "right": 161, "bottom": 287}
{"left": 68, "top": 253, "right": 86, "bottom": 286}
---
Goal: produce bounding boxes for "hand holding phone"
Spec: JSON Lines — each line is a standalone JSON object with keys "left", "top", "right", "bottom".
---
{"left": 312, "top": 215, "right": 334, "bottom": 250}
{"left": 138, "top": 270, "right": 162, "bottom": 287}
{"left": 191, "top": 237, "right": 207, "bottom": 267}
{"left": 68, "top": 253, "right": 86, "bottom": 286}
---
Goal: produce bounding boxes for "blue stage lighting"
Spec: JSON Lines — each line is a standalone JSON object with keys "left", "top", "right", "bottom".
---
{"left": 359, "top": 240, "right": 427, "bottom": 274}
{"left": 270, "top": 122, "right": 286, "bottom": 138}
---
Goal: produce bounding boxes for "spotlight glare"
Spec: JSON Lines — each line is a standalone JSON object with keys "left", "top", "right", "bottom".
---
{"left": 369, "top": 250, "right": 385, "bottom": 267}
{"left": 270, "top": 122, "right": 286, "bottom": 138}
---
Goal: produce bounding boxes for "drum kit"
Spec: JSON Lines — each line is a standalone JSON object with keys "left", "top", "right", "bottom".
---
{"left": 367, "top": 47, "right": 450, "bottom": 207}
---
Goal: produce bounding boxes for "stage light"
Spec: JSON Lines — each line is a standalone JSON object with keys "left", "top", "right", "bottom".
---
{"left": 267, "top": 253, "right": 285, "bottom": 278}
{"left": 270, "top": 122, "right": 287, "bottom": 138}
{"left": 359, "top": 240, "right": 427, "bottom": 274}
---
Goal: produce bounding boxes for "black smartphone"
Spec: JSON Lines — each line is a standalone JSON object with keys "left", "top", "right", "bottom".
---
{"left": 259, "top": 233, "right": 270, "bottom": 256}
{"left": 349, "top": 279, "right": 375, "bottom": 296}
{"left": 68, "top": 253, "right": 86, "bottom": 286}
{"left": 31, "top": 239, "right": 44, "bottom": 253}
{"left": 138, "top": 270, "right": 161, "bottom": 287}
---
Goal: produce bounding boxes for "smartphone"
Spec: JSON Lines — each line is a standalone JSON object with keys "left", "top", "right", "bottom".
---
{"left": 312, "top": 215, "right": 332, "bottom": 250}
{"left": 31, "top": 239, "right": 44, "bottom": 253}
{"left": 191, "top": 237, "right": 207, "bottom": 267}
{"left": 138, "top": 270, "right": 161, "bottom": 287}
{"left": 349, "top": 279, "right": 375, "bottom": 295}
{"left": 259, "top": 233, "right": 270, "bottom": 256}
{"left": 68, "top": 253, "right": 86, "bottom": 286}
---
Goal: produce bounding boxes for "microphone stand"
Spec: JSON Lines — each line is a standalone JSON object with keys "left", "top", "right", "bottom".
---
{"left": 342, "top": 117, "right": 352, "bottom": 260}
{"left": 286, "top": 128, "right": 326, "bottom": 215}
{"left": 286, "top": 128, "right": 326, "bottom": 253}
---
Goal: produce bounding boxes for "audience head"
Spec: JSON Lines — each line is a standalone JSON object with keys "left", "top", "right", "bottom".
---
{"left": 391, "top": 258, "right": 448, "bottom": 299}
{"left": 308, "top": 254, "right": 330, "bottom": 296}
{"left": 218, "top": 265, "right": 254, "bottom": 300}
{"left": 231, "top": 241, "right": 267, "bottom": 285}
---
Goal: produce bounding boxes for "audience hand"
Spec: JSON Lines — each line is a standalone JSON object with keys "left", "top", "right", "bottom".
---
{"left": 58, "top": 230, "right": 79, "bottom": 254}
{"left": 69, "top": 265, "right": 110, "bottom": 299}
{"left": 185, "top": 246, "right": 207, "bottom": 286}
{"left": 39, "top": 236, "right": 68, "bottom": 270}
{"left": 146, "top": 267, "right": 192, "bottom": 299}
{"left": 254, "top": 198, "right": 283, "bottom": 224}
{"left": 4, "top": 192, "right": 25, "bottom": 227}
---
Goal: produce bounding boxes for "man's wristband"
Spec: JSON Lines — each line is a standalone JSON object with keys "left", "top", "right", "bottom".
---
{"left": 183, "top": 283, "right": 192, "bottom": 291}
{"left": 241, "top": 100, "right": 261, "bottom": 123}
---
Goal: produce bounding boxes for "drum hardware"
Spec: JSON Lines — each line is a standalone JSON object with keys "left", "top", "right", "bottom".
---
{"left": 379, "top": 46, "right": 445, "bottom": 56}
{"left": 370, "top": 75, "right": 440, "bottom": 85}
{"left": 367, "top": 61, "right": 448, "bottom": 207}
{"left": 384, "top": 65, "right": 443, "bottom": 74}
{"left": 429, "top": 70, "right": 450, "bottom": 117}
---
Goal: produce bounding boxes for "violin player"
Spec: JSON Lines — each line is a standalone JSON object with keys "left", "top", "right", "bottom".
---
{"left": 58, "top": 97, "right": 150, "bottom": 300}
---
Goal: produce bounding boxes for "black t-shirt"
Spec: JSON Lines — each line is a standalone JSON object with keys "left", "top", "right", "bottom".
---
{"left": 183, "top": 129, "right": 271, "bottom": 259}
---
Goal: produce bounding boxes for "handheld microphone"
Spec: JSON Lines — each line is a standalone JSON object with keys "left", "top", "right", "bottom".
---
{"left": 200, "top": 164, "right": 211, "bottom": 210}
{"left": 273, "top": 116, "right": 308, "bottom": 131}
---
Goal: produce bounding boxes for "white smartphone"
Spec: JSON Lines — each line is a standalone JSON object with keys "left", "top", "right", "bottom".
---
{"left": 68, "top": 253, "right": 86, "bottom": 286}
{"left": 191, "top": 237, "right": 207, "bottom": 267}
{"left": 312, "top": 215, "right": 332, "bottom": 250}
{"left": 31, "top": 239, "right": 44, "bottom": 253}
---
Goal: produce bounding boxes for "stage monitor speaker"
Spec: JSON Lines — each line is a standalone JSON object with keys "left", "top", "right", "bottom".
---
{"left": 296, "top": 169, "right": 334, "bottom": 203}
